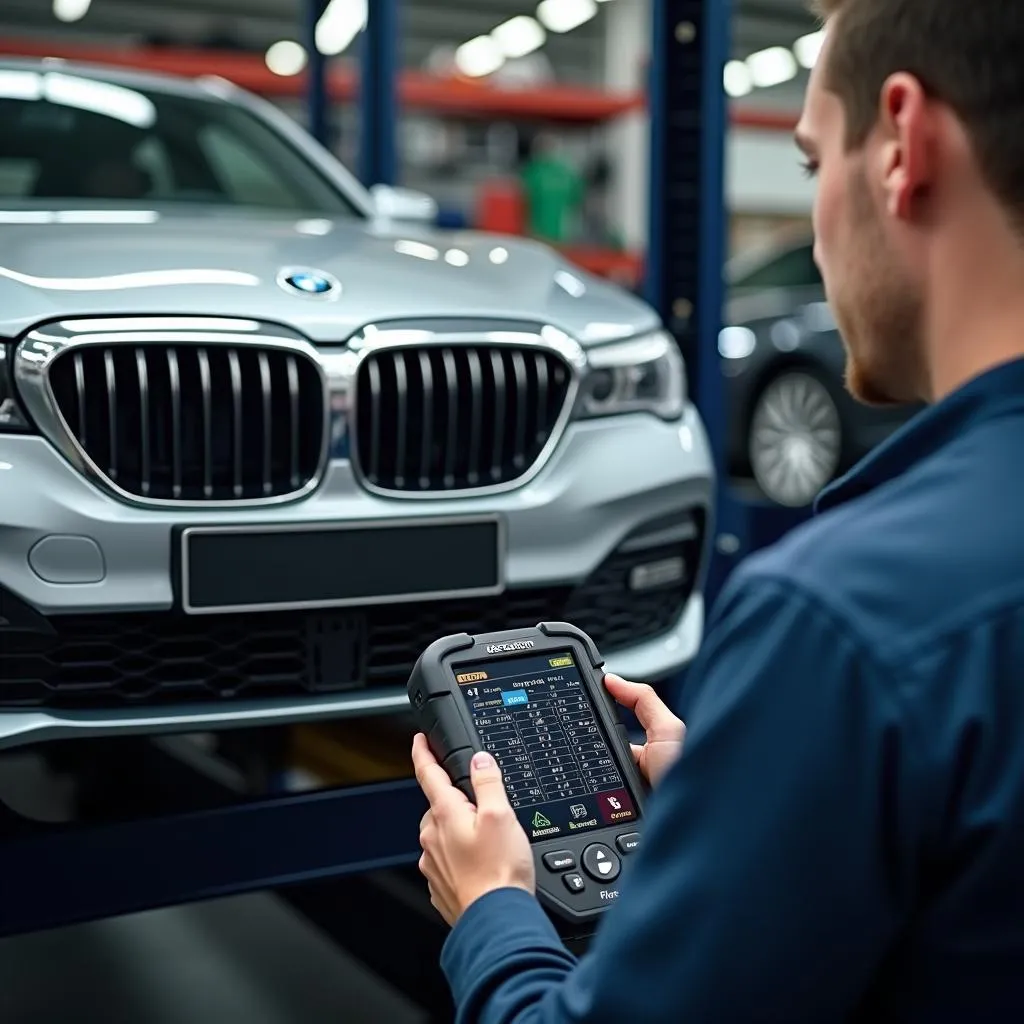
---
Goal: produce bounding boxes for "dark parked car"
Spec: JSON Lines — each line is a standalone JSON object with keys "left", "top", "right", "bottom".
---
{"left": 721, "top": 237, "right": 919, "bottom": 507}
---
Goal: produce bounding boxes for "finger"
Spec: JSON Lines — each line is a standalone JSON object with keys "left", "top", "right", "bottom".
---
{"left": 419, "top": 809, "right": 432, "bottom": 834}
{"left": 427, "top": 882, "right": 452, "bottom": 924}
{"left": 469, "top": 750, "right": 510, "bottom": 817}
{"left": 419, "top": 823, "right": 437, "bottom": 851}
{"left": 604, "top": 674, "right": 681, "bottom": 735}
{"left": 412, "top": 732, "right": 457, "bottom": 806}
{"left": 630, "top": 742, "right": 644, "bottom": 764}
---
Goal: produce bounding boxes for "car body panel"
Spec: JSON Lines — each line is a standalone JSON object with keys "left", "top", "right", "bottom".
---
{"left": 0, "top": 210, "right": 660, "bottom": 345}
{"left": 0, "top": 58, "right": 713, "bottom": 748}
{"left": 0, "top": 407, "right": 712, "bottom": 750}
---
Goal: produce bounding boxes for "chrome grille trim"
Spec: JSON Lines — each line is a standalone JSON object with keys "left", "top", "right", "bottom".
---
{"left": 344, "top": 322, "right": 585, "bottom": 498}
{"left": 13, "top": 317, "right": 330, "bottom": 509}
{"left": 14, "top": 316, "right": 588, "bottom": 506}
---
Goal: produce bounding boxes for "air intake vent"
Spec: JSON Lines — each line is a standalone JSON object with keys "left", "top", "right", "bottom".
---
{"left": 47, "top": 344, "right": 325, "bottom": 503}
{"left": 354, "top": 345, "right": 572, "bottom": 493}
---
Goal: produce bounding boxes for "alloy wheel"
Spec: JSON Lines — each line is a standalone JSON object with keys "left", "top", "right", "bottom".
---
{"left": 748, "top": 371, "right": 843, "bottom": 507}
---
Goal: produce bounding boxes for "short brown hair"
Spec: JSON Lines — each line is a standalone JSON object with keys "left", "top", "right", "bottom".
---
{"left": 813, "top": 0, "right": 1024, "bottom": 226}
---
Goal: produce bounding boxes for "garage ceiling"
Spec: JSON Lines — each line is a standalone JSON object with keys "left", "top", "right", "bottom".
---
{"left": 0, "top": 0, "right": 819, "bottom": 87}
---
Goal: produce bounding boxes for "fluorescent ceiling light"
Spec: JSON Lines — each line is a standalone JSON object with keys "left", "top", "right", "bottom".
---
{"left": 492, "top": 16, "right": 546, "bottom": 59}
{"left": 265, "top": 40, "right": 307, "bottom": 77}
{"left": 745, "top": 45, "right": 798, "bottom": 88}
{"left": 315, "top": 0, "right": 368, "bottom": 57}
{"left": 537, "top": 0, "right": 598, "bottom": 34}
{"left": 455, "top": 35, "right": 505, "bottom": 78}
{"left": 723, "top": 60, "right": 752, "bottom": 98}
{"left": 794, "top": 29, "right": 826, "bottom": 69}
{"left": 53, "top": 0, "right": 91, "bottom": 23}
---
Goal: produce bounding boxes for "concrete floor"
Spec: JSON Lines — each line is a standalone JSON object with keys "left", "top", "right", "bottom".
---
{"left": 0, "top": 892, "right": 428, "bottom": 1024}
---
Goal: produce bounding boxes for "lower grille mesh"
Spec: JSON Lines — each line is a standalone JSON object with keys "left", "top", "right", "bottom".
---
{"left": 0, "top": 512, "right": 705, "bottom": 708}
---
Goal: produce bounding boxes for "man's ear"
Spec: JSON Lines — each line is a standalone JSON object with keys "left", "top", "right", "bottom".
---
{"left": 878, "top": 72, "right": 932, "bottom": 221}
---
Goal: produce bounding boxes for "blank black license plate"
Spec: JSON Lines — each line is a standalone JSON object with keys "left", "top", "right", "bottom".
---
{"left": 180, "top": 516, "right": 504, "bottom": 614}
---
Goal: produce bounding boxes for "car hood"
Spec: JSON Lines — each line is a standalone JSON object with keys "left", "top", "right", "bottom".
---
{"left": 0, "top": 207, "right": 658, "bottom": 345}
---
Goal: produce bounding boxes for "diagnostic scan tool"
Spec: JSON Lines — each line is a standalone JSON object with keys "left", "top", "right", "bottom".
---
{"left": 407, "top": 622, "right": 645, "bottom": 924}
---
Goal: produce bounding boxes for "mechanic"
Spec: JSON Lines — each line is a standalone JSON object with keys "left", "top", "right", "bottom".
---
{"left": 411, "top": 1, "right": 1024, "bottom": 1021}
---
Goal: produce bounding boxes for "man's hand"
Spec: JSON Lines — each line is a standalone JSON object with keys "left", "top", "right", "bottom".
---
{"left": 603, "top": 674, "right": 686, "bottom": 788}
{"left": 412, "top": 732, "right": 535, "bottom": 927}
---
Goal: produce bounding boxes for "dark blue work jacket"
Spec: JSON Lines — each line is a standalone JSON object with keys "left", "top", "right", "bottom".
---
{"left": 441, "top": 356, "right": 1024, "bottom": 1023}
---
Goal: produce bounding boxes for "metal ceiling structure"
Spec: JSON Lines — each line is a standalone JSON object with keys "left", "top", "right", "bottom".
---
{"left": 0, "top": 0, "right": 818, "bottom": 99}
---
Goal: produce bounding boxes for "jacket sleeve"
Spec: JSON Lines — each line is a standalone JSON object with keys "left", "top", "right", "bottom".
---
{"left": 439, "top": 569, "right": 924, "bottom": 1024}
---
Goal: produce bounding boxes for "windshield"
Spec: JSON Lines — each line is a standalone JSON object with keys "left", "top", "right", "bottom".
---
{"left": 0, "top": 69, "right": 362, "bottom": 216}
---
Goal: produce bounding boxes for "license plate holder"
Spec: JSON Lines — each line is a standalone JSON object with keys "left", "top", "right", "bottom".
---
{"left": 179, "top": 516, "right": 504, "bottom": 615}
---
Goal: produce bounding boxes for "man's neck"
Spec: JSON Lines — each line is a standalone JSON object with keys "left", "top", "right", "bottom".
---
{"left": 925, "top": 222, "right": 1024, "bottom": 401}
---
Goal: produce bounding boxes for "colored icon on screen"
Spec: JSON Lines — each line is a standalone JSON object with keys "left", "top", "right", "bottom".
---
{"left": 532, "top": 811, "right": 552, "bottom": 829}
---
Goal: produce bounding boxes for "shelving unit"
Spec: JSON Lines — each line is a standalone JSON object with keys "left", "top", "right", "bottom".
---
{"left": 0, "top": 35, "right": 799, "bottom": 289}
{"left": 0, "top": 37, "right": 799, "bottom": 129}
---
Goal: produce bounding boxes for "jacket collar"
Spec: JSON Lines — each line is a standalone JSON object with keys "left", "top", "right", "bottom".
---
{"left": 815, "top": 356, "right": 1024, "bottom": 513}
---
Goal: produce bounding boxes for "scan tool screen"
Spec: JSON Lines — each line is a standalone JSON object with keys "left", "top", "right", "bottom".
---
{"left": 454, "top": 650, "right": 639, "bottom": 842}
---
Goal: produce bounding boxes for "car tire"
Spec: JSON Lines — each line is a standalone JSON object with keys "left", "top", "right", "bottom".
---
{"left": 747, "top": 368, "right": 844, "bottom": 507}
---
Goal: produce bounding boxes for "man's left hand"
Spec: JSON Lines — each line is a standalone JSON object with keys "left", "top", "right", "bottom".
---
{"left": 412, "top": 732, "right": 536, "bottom": 926}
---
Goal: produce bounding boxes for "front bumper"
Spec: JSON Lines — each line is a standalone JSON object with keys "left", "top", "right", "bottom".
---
{"left": 0, "top": 405, "right": 713, "bottom": 750}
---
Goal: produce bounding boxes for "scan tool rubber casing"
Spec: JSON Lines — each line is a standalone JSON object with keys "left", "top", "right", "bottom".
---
{"left": 407, "top": 621, "right": 646, "bottom": 924}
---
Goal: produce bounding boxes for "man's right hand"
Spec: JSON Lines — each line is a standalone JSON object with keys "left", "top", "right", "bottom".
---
{"left": 603, "top": 674, "right": 685, "bottom": 788}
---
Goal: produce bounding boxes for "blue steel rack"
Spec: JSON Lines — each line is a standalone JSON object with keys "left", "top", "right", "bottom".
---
{"left": 646, "top": 0, "right": 809, "bottom": 606}
{"left": 0, "top": 0, "right": 760, "bottom": 1018}
{"left": 646, "top": 0, "right": 732, "bottom": 605}
{"left": 304, "top": 0, "right": 330, "bottom": 146}
{"left": 359, "top": 0, "right": 399, "bottom": 186}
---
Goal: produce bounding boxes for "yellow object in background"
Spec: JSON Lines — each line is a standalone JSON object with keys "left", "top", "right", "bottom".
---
{"left": 287, "top": 716, "right": 417, "bottom": 789}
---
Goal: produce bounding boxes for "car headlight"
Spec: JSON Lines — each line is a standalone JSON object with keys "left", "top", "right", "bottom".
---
{"left": 575, "top": 330, "right": 686, "bottom": 421}
{"left": 0, "top": 344, "right": 32, "bottom": 432}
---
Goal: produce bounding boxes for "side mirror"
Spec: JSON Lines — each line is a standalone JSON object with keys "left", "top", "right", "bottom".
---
{"left": 369, "top": 184, "right": 438, "bottom": 224}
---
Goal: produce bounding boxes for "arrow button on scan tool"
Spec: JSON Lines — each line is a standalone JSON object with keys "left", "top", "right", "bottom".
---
{"left": 581, "top": 843, "right": 621, "bottom": 883}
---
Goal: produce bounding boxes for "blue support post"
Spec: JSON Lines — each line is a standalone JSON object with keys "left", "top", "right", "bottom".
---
{"left": 359, "top": 0, "right": 398, "bottom": 186}
{"left": 646, "top": 0, "right": 735, "bottom": 607}
{"left": 304, "top": 0, "right": 330, "bottom": 146}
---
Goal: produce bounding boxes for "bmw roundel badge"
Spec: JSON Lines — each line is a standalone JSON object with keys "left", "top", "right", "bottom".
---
{"left": 277, "top": 267, "right": 341, "bottom": 299}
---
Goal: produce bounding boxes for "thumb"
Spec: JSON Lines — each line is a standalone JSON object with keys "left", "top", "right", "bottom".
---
{"left": 470, "top": 750, "right": 508, "bottom": 813}
{"left": 604, "top": 673, "right": 678, "bottom": 735}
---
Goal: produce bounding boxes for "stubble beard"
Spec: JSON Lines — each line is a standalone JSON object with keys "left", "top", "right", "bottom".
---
{"left": 830, "top": 168, "right": 925, "bottom": 407}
